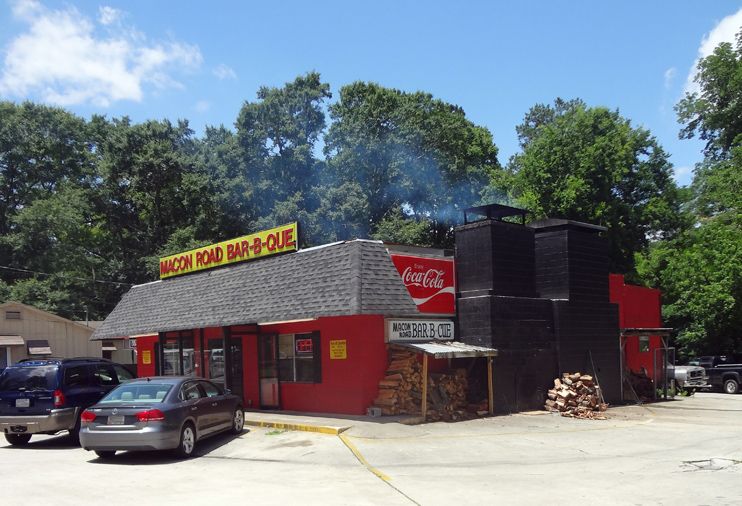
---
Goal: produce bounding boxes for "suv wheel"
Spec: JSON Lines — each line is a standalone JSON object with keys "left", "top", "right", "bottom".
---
{"left": 5, "top": 433, "right": 31, "bottom": 446}
{"left": 68, "top": 412, "right": 82, "bottom": 446}
{"left": 724, "top": 378, "right": 739, "bottom": 394}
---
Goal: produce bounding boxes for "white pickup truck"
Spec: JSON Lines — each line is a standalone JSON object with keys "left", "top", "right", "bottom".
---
{"left": 671, "top": 363, "right": 706, "bottom": 389}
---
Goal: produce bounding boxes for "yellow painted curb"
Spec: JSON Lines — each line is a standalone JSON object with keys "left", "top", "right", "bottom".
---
{"left": 339, "top": 434, "right": 391, "bottom": 481}
{"left": 244, "top": 419, "right": 349, "bottom": 435}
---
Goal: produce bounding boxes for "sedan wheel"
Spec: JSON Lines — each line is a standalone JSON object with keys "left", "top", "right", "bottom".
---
{"left": 724, "top": 379, "right": 739, "bottom": 394}
{"left": 4, "top": 433, "right": 31, "bottom": 446}
{"left": 231, "top": 407, "right": 245, "bottom": 434}
{"left": 174, "top": 423, "right": 196, "bottom": 459}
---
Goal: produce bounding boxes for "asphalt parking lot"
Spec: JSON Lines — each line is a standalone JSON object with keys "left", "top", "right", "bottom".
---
{"left": 2, "top": 392, "right": 741, "bottom": 506}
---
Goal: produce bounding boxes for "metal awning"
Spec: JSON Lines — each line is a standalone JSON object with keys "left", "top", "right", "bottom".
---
{"left": 27, "top": 339, "right": 52, "bottom": 355}
{"left": 621, "top": 328, "right": 673, "bottom": 338}
{"left": 393, "top": 340, "right": 499, "bottom": 359}
{"left": 101, "top": 343, "right": 117, "bottom": 351}
{"left": 0, "top": 335, "right": 24, "bottom": 346}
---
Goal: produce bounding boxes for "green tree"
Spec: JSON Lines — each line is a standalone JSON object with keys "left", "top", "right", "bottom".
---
{"left": 324, "top": 81, "right": 500, "bottom": 247}
{"left": 676, "top": 31, "right": 742, "bottom": 162}
{"left": 638, "top": 28, "right": 742, "bottom": 357}
{"left": 89, "top": 116, "right": 214, "bottom": 283}
{"left": 637, "top": 215, "right": 742, "bottom": 357}
{"left": 235, "top": 72, "right": 331, "bottom": 223}
{"left": 507, "top": 98, "right": 685, "bottom": 277}
{"left": 0, "top": 102, "right": 92, "bottom": 268}
{"left": 676, "top": 29, "right": 742, "bottom": 219}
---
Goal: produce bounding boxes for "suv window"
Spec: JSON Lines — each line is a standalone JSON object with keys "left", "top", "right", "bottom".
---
{"left": 63, "top": 365, "right": 91, "bottom": 388}
{"left": 113, "top": 364, "right": 136, "bottom": 383}
{"left": 0, "top": 365, "right": 57, "bottom": 391}
{"left": 93, "top": 364, "right": 118, "bottom": 386}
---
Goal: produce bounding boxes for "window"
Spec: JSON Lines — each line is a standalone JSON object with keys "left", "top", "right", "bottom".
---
{"left": 93, "top": 365, "right": 118, "bottom": 386}
{"left": 63, "top": 365, "right": 91, "bottom": 387}
{"left": 200, "top": 380, "right": 221, "bottom": 398}
{"left": 179, "top": 381, "right": 202, "bottom": 401}
{"left": 639, "top": 335, "right": 650, "bottom": 353}
{"left": 113, "top": 364, "right": 136, "bottom": 383}
{"left": 278, "top": 332, "right": 321, "bottom": 383}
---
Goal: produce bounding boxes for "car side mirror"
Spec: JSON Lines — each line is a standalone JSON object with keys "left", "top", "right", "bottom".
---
{"left": 223, "top": 388, "right": 231, "bottom": 396}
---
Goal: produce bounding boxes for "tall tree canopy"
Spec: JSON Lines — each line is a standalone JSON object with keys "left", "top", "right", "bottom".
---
{"left": 324, "top": 81, "right": 501, "bottom": 247}
{"left": 637, "top": 28, "right": 742, "bottom": 358}
{"left": 234, "top": 71, "right": 331, "bottom": 229}
{"left": 506, "top": 98, "right": 685, "bottom": 277}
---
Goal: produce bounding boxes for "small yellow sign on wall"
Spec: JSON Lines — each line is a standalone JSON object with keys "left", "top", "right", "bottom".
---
{"left": 142, "top": 350, "right": 151, "bottom": 365}
{"left": 329, "top": 340, "right": 347, "bottom": 359}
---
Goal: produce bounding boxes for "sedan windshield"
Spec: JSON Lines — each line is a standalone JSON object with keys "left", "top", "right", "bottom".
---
{"left": 101, "top": 384, "right": 173, "bottom": 403}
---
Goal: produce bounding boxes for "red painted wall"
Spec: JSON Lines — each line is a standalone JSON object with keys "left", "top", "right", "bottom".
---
{"left": 135, "top": 315, "right": 394, "bottom": 415}
{"left": 609, "top": 274, "right": 663, "bottom": 378}
{"left": 261, "top": 314, "right": 388, "bottom": 415}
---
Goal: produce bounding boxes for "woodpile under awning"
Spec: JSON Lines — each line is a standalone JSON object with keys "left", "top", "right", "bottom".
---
{"left": 371, "top": 340, "right": 498, "bottom": 422}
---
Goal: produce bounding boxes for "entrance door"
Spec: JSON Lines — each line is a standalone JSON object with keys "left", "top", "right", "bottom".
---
{"left": 229, "top": 340, "right": 244, "bottom": 399}
{"left": 258, "top": 334, "right": 280, "bottom": 409}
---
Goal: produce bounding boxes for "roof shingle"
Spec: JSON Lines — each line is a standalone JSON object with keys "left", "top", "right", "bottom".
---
{"left": 91, "top": 240, "right": 420, "bottom": 340}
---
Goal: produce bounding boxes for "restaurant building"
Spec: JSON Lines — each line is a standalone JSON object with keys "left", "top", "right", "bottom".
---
{"left": 91, "top": 207, "right": 665, "bottom": 415}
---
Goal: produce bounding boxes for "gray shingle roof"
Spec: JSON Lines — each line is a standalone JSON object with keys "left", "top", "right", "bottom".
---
{"left": 91, "top": 240, "right": 420, "bottom": 340}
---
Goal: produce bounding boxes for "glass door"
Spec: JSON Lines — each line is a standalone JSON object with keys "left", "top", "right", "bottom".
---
{"left": 207, "top": 338, "right": 225, "bottom": 388}
{"left": 229, "top": 340, "right": 244, "bottom": 399}
{"left": 258, "top": 334, "right": 280, "bottom": 409}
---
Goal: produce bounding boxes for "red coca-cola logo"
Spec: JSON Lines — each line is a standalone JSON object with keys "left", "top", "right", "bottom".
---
{"left": 391, "top": 255, "right": 455, "bottom": 315}
{"left": 401, "top": 267, "right": 445, "bottom": 289}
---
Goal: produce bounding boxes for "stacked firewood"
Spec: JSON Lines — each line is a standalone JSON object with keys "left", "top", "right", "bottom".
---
{"left": 624, "top": 367, "right": 654, "bottom": 401}
{"left": 544, "top": 372, "right": 609, "bottom": 419}
{"left": 369, "top": 344, "right": 477, "bottom": 421}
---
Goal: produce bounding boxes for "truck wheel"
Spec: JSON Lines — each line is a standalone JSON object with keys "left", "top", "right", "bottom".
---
{"left": 5, "top": 433, "right": 31, "bottom": 446}
{"left": 724, "top": 379, "right": 739, "bottom": 394}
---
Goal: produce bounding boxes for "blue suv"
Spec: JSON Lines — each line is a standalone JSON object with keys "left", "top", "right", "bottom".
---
{"left": 0, "top": 357, "right": 136, "bottom": 446}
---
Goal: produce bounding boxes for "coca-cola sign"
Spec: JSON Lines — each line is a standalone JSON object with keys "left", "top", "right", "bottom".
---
{"left": 391, "top": 254, "right": 456, "bottom": 314}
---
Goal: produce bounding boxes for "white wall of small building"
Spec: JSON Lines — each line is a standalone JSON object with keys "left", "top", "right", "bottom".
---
{"left": 1, "top": 301, "right": 101, "bottom": 364}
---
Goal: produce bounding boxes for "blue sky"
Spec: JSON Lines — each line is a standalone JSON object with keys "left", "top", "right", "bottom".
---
{"left": 1, "top": 1, "right": 741, "bottom": 187}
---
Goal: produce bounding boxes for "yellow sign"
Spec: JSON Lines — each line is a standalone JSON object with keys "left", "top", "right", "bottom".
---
{"left": 159, "top": 223, "right": 298, "bottom": 279}
{"left": 329, "top": 340, "right": 347, "bottom": 359}
{"left": 142, "top": 350, "right": 151, "bottom": 365}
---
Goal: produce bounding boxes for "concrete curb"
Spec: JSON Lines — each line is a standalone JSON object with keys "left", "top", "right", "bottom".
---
{"left": 244, "top": 419, "right": 350, "bottom": 435}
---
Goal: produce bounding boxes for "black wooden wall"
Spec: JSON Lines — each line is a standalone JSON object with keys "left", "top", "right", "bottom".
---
{"left": 455, "top": 218, "right": 620, "bottom": 413}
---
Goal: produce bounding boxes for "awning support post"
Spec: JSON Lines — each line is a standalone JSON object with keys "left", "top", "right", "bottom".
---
{"left": 421, "top": 354, "right": 429, "bottom": 421}
{"left": 488, "top": 358, "right": 494, "bottom": 415}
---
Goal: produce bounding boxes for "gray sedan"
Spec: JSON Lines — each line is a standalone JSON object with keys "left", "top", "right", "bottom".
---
{"left": 79, "top": 377, "right": 244, "bottom": 459}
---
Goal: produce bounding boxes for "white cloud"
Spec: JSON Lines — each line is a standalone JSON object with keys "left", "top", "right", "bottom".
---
{"left": 0, "top": 0, "right": 203, "bottom": 107}
{"left": 683, "top": 7, "right": 742, "bottom": 96}
{"left": 664, "top": 67, "right": 676, "bottom": 88}
{"left": 98, "top": 6, "right": 122, "bottom": 26}
{"left": 195, "top": 100, "right": 210, "bottom": 113}
{"left": 672, "top": 165, "right": 694, "bottom": 185}
{"left": 214, "top": 64, "right": 237, "bottom": 80}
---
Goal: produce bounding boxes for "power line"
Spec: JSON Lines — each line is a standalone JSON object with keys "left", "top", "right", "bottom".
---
{"left": 0, "top": 265, "right": 134, "bottom": 287}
